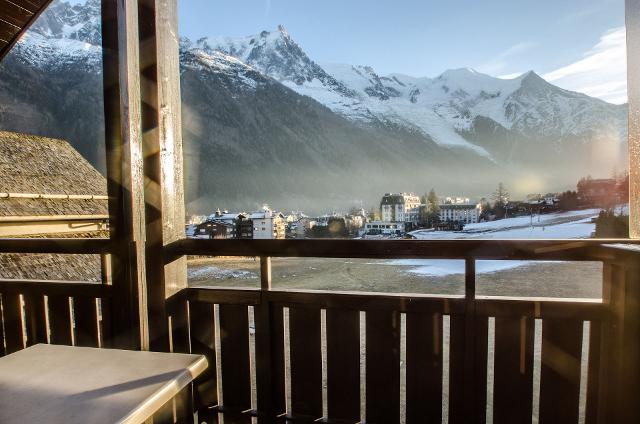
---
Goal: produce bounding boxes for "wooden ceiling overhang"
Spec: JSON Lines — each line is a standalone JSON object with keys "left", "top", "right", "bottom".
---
{"left": 0, "top": 0, "right": 53, "bottom": 61}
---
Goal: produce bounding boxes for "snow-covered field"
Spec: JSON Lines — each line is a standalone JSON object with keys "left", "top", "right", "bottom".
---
{"left": 410, "top": 208, "right": 602, "bottom": 240}
{"left": 382, "top": 208, "right": 607, "bottom": 276}
{"left": 188, "top": 265, "right": 258, "bottom": 281}
{"left": 378, "top": 258, "right": 553, "bottom": 277}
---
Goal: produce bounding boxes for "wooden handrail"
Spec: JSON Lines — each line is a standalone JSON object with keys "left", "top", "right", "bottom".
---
{"left": 0, "top": 238, "right": 112, "bottom": 254}
{"left": 0, "top": 279, "right": 111, "bottom": 297}
{"left": 165, "top": 238, "right": 640, "bottom": 262}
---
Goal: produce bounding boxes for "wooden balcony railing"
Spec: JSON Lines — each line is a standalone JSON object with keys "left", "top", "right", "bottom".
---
{"left": 164, "top": 239, "right": 640, "bottom": 424}
{"left": 1, "top": 238, "right": 640, "bottom": 424}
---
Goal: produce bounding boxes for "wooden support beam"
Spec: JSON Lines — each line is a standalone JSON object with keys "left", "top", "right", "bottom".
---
{"left": 628, "top": 0, "right": 640, "bottom": 238}
{"left": 101, "top": 0, "right": 147, "bottom": 350}
{"left": 138, "top": 0, "right": 187, "bottom": 351}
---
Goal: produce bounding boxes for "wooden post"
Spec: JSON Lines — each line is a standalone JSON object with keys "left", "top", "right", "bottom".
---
{"left": 255, "top": 256, "right": 277, "bottom": 422}
{"left": 101, "top": 0, "right": 147, "bottom": 350}
{"left": 601, "top": 260, "right": 640, "bottom": 423}
{"left": 138, "top": 0, "right": 188, "bottom": 352}
{"left": 627, "top": 0, "right": 640, "bottom": 238}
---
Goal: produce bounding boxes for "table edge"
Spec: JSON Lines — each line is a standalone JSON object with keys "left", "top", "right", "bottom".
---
{"left": 117, "top": 355, "right": 208, "bottom": 424}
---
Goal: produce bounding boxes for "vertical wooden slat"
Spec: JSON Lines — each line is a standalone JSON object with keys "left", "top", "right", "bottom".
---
{"left": 450, "top": 259, "right": 485, "bottom": 424}
{"left": 255, "top": 258, "right": 286, "bottom": 423}
{"left": 585, "top": 320, "right": 602, "bottom": 424}
{"left": 23, "top": 293, "right": 47, "bottom": 346}
{"left": 1, "top": 292, "right": 23, "bottom": 353}
{"left": 449, "top": 313, "right": 466, "bottom": 424}
{"left": 189, "top": 301, "right": 218, "bottom": 423}
{"left": 270, "top": 304, "right": 286, "bottom": 420}
{"left": 99, "top": 296, "right": 113, "bottom": 348}
{"left": 405, "top": 312, "right": 442, "bottom": 424}
{"left": 73, "top": 297, "right": 99, "bottom": 347}
{"left": 48, "top": 295, "right": 72, "bottom": 345}
{"left": 288, "top": 306, "right": 322, "bottom": 420}
{"left": 539, "top": 318, "right": 583, "bottom": 424}
{"left": 326, "top": 308, "right": 360, "bottom": 422}
{"left": 474, "top": 315, "right": 489, "bottom": 424}
{"left": 219, "top": 304, "right": 251, "bottom": 423}
{"left": 366, "top": 309, "right": 400, "bottom": 424}
{"left": 0, "top": 294, "right": 5, "bottom": 356}
{"left": 493, "top": 316, "right": 535, "bottom": 424}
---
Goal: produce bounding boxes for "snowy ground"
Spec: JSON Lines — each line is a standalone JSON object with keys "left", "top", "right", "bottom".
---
{"left": 409, "top": 208, "right": 603, "bottom": 240}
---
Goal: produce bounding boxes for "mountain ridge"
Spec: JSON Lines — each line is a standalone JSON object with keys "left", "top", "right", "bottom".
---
{"left": 0, "top": 0, "right": 629, "bottom": 213}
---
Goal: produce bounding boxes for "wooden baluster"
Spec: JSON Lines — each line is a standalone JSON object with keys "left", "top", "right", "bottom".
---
{"left": 366, "top": 309, "right": 401, "bottom": 424}
{"left": 326, "top": 308, "right": 360, "bottom": 423}
{"left": 405, "top": 311, "right": 443, "bottom": 424}
{"left": 288, "top": 306, "right": 322, "bottom": 421}
{"left": 219, "top": 304, "right": 251, "bottom": 423}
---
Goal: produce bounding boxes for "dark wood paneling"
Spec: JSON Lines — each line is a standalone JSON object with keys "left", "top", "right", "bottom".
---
{"left": 189, "top": 301, "right": 218, "bottom": 423}
{"left": 493, "top": 316, "right": 535, "bottom": 424}
{"left": 326, "top": 308, "right": 360, "bottom": 422}
{"left": 73, "top": 297, "right": 99, "bottom": 348}
{"left": 1, "top": 292, "right": 23, "bottom": 353}
{"left": 539, "top": 318, "right": 583, "bottom": 424}
{"left": 218, "top": 304, "right": 251, "bottom": 423}
{"left": 48, "top": 295, "right": 72, "bottom": 345}
{"left": 405, "top": 312, "right": 442, "bottom": 424}
{"left": 366, "top": 309, "right": 400, "bottom": 424}
{"left": 23, "top": 292, "right": 47, "bottom": 346}
{"left": 288, "top": 306, "right": 322, "bottom": 420}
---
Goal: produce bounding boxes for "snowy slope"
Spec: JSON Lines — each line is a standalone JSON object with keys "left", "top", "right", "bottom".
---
{"left": 201, "top": 27, "right": 627, "bottom": 157}
{"left": 410, "top": 208, "right": 602, "bottom": 240}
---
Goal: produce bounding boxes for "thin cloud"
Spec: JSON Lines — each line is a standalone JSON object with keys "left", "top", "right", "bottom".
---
{"left": 498, "top": 72, "right": 525, "bottom": 80}
{"left": 544, "top": 27, "right": 627, "bottom": 104}
{"left": 477, "top": 42, "right": 537, "bottom": 75}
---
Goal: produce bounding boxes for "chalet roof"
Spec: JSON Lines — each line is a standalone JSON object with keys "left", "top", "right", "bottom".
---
{"left": 0, "top": 230, "right": 107, "bottom": 282}
{"left": 0, "top": 0, "right": 51, "bottom": 61}
{"left": 0, "top": 131, "right": 107, "bottom": 217}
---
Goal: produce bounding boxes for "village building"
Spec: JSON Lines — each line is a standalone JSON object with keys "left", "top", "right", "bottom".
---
{"left": 193, "top": 220, "right": 236, "bottom": 239}
{"left": 364, "top": 221, "right": 404, "bottom": 236}
{"left": 294, "top": 217, "right": 316, "bottom": 238}
{"left": 380, "top": 192, "right": 421, "bottom": 224}
{"left": 439, "top": 197, "right": 481, "bottom": 224}
{"left": 0, "top": 131, "right": 108, "bottom": 281}
{"left": 577, "top": 178, "right": 626, "bottom": 207}
{"left": 249, "top": 207, "right": 286, "bottom": 239}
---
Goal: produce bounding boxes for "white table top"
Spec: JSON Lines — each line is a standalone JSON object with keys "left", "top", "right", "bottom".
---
{"left": 0, "top": 344, "right": 207, "bottom": 424}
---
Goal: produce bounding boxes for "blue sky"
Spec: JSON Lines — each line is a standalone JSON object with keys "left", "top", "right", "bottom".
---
{"left": 177, "top": 0, "right": 627, "bottom": 103}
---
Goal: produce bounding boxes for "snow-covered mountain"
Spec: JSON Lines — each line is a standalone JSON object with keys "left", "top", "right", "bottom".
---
{"left": 0, "top": 0, "right": 629, "bottom": 212}
{"left": 195, "top": 26, "right": 626, "bottom": 158}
